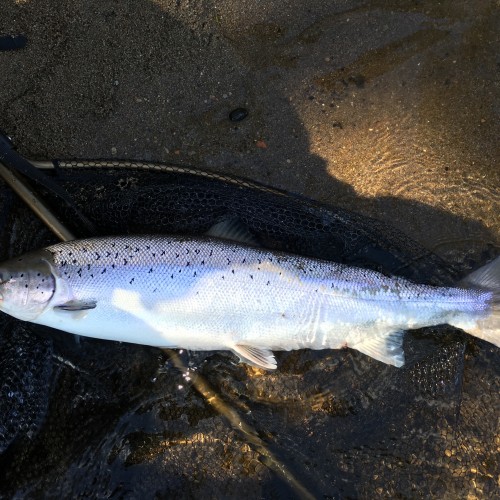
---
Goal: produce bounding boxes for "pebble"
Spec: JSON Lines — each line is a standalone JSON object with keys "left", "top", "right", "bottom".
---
{"left": 229, "top": 108, "right": 249, "bottom": 122}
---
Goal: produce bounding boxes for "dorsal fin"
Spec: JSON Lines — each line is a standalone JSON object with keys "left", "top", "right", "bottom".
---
{"left": 206, "top": 219, "right": 259, "bottom": 246}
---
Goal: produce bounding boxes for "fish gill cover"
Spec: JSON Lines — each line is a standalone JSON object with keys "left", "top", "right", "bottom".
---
{"left": 0, "top": 159, "right": 498, "bottom": 498}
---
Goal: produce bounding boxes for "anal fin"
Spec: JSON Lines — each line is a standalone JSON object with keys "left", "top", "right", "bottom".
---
{"left": 352, "top": 330, "right": 405, "bottom": 367}
{"left": 232, "top": 344, "right": 277, "bottom": 370}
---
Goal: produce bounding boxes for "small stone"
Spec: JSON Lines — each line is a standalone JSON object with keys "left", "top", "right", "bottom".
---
{"left": 229, "top": 108, "right": 249, "bottom": 122}
{"left": 111, "top": 147, "right": 117, "bottom": 155}
{"left": 256, "top": 140, "right": 267, "bottom": 149}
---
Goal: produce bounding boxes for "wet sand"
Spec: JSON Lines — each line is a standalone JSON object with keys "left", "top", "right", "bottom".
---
{"left": 1, "top": 0, "right": 498, "bottom": 265}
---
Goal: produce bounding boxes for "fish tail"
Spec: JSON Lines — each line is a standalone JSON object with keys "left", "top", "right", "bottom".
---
{"left": 456, "top": 256, "right": 500, "bottom": 347}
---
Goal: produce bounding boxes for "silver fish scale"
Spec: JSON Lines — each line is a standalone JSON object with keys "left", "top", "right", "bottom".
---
{"left": 47, "top": 235, "right": 485, "bottom": 306}
{"left": 43, "top": 236, "right": 490, "bottom": 353}
{"left": 46, "top": 235, "right": 426, "bottom": 303}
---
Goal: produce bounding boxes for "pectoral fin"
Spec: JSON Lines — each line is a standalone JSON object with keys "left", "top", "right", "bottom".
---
{"left": 352, "top": 330, "right": 405, "bottom": 367}
{"left": 54, "top": 299, "right": 97, "bottom": 311}
{"left": 232, "top": 344, "right": 277, "bottom": 370}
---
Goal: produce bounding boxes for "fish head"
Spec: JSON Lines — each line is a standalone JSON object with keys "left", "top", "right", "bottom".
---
{"left": 0, "top": 250, "right": 56, "bottom": 321}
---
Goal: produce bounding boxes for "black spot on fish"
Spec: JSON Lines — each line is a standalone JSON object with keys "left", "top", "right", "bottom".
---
{"left": 123, "top": 259, "right": 128, "bottom": 265}
{"left": 101, "top": 269, "right": 106, "bottom": 274}
{"left": 135, "top": 247, "right": 140, "bottom": 252}
{"left": 193, "top": 271, "right": 197, "bottom": 277}
{"left": 195, "top": 249, "right": 200, "bottom": 254}
{"left": 125, "top": 245, "right": 129, "bottom": 250}
{"left": 227, "top": 258, "right": 231, "bottom": 264}
{"left": 201, "top": 260, "right": 205, "bottom": 265}
{"left": 106, "top": 251, "right": 111, "bottom": 257}
{"left": 149, "top": 268, "right": 153, "bottom": 273}
{"left": 258, "top": 259, "right": 262, "bottom": 265}
{"left": 130, "top": 278, "right": 135, "bottom": 284}
{"left": 146, "top": 245, "right": 150, "bottom": 250}
{"left": 20, "top": 273, "right": 24, "bottom": 277}
{"left": 87, "top": 264, "right": 91, "bottom": 270}
{"left": 73, "top": 259, "right": 77, "bottom": 264}
{"left": 152, "top": 253, "right": 156, "bottom": 257}
{"left": 153, "top": 288, "right": 158, "bottom": 293}
{"left": 222, "top": 275, "right": 224, "bottom": 280}
{"left": 25, "top": 284, "right": 28, "bottom": 288}
{"left": 185, "top": 248, "right": 189, "bottom": 254}
{"left": 90, "top": 274, "right": 94, "bottom": 278}
{"left": 78, "top": 268, "right": 82, "bottom": 277}
{"left": 242, "top": 258, "right": 246, "bottom": 264}
{"left": 175, "top": 253, "right": 179, "bottom": 258}
{"left": 267, "top": 281, "right": 270, "bottom": 286}
{"left": 171, "top": 274, "right": 174, "bottom": 279}
{"left": 69, "top": 252, "right": 72, "bottom": 256}
{"left": 112, "top": 242, "right": 116, "bottom": 247}
{"left": 115, "top": 252, "right": 119, "bottom": 258}
{"left": 95, "top": 253, "right": 100, "bottom": 260}
{"left": 232, "top": 269, "right": 235, "bottom": 274}
{"left": 37, "top": 273, "right": 40, "bottom": 277}
{"left": 111, "top": 264, "right": 115, "bottom": 269}
{"left": 209, "top": 250, "right": 213, "bottom": 257}
{"left": 161, "top": 250, "right": 165, "bottom": 256}
{"left": 250, "top": 274, "right": 253, "bottom": 279}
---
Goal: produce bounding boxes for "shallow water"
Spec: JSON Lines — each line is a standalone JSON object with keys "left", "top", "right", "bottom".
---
{"left": 0, "top": 0, "right": 499, "bottom": 497}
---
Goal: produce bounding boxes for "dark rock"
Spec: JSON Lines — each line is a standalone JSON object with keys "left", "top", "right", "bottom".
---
{"left": 229, "top": 108, "right": 249, "bottom": 122}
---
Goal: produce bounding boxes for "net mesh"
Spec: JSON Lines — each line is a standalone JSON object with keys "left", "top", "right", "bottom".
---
{"left": 0, "top": 160, "right": 498, "bottom": 497}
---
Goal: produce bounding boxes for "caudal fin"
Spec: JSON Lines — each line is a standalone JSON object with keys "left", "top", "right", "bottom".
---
{"left": 459, "top": 256, "right": 500, "bottom": 347}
